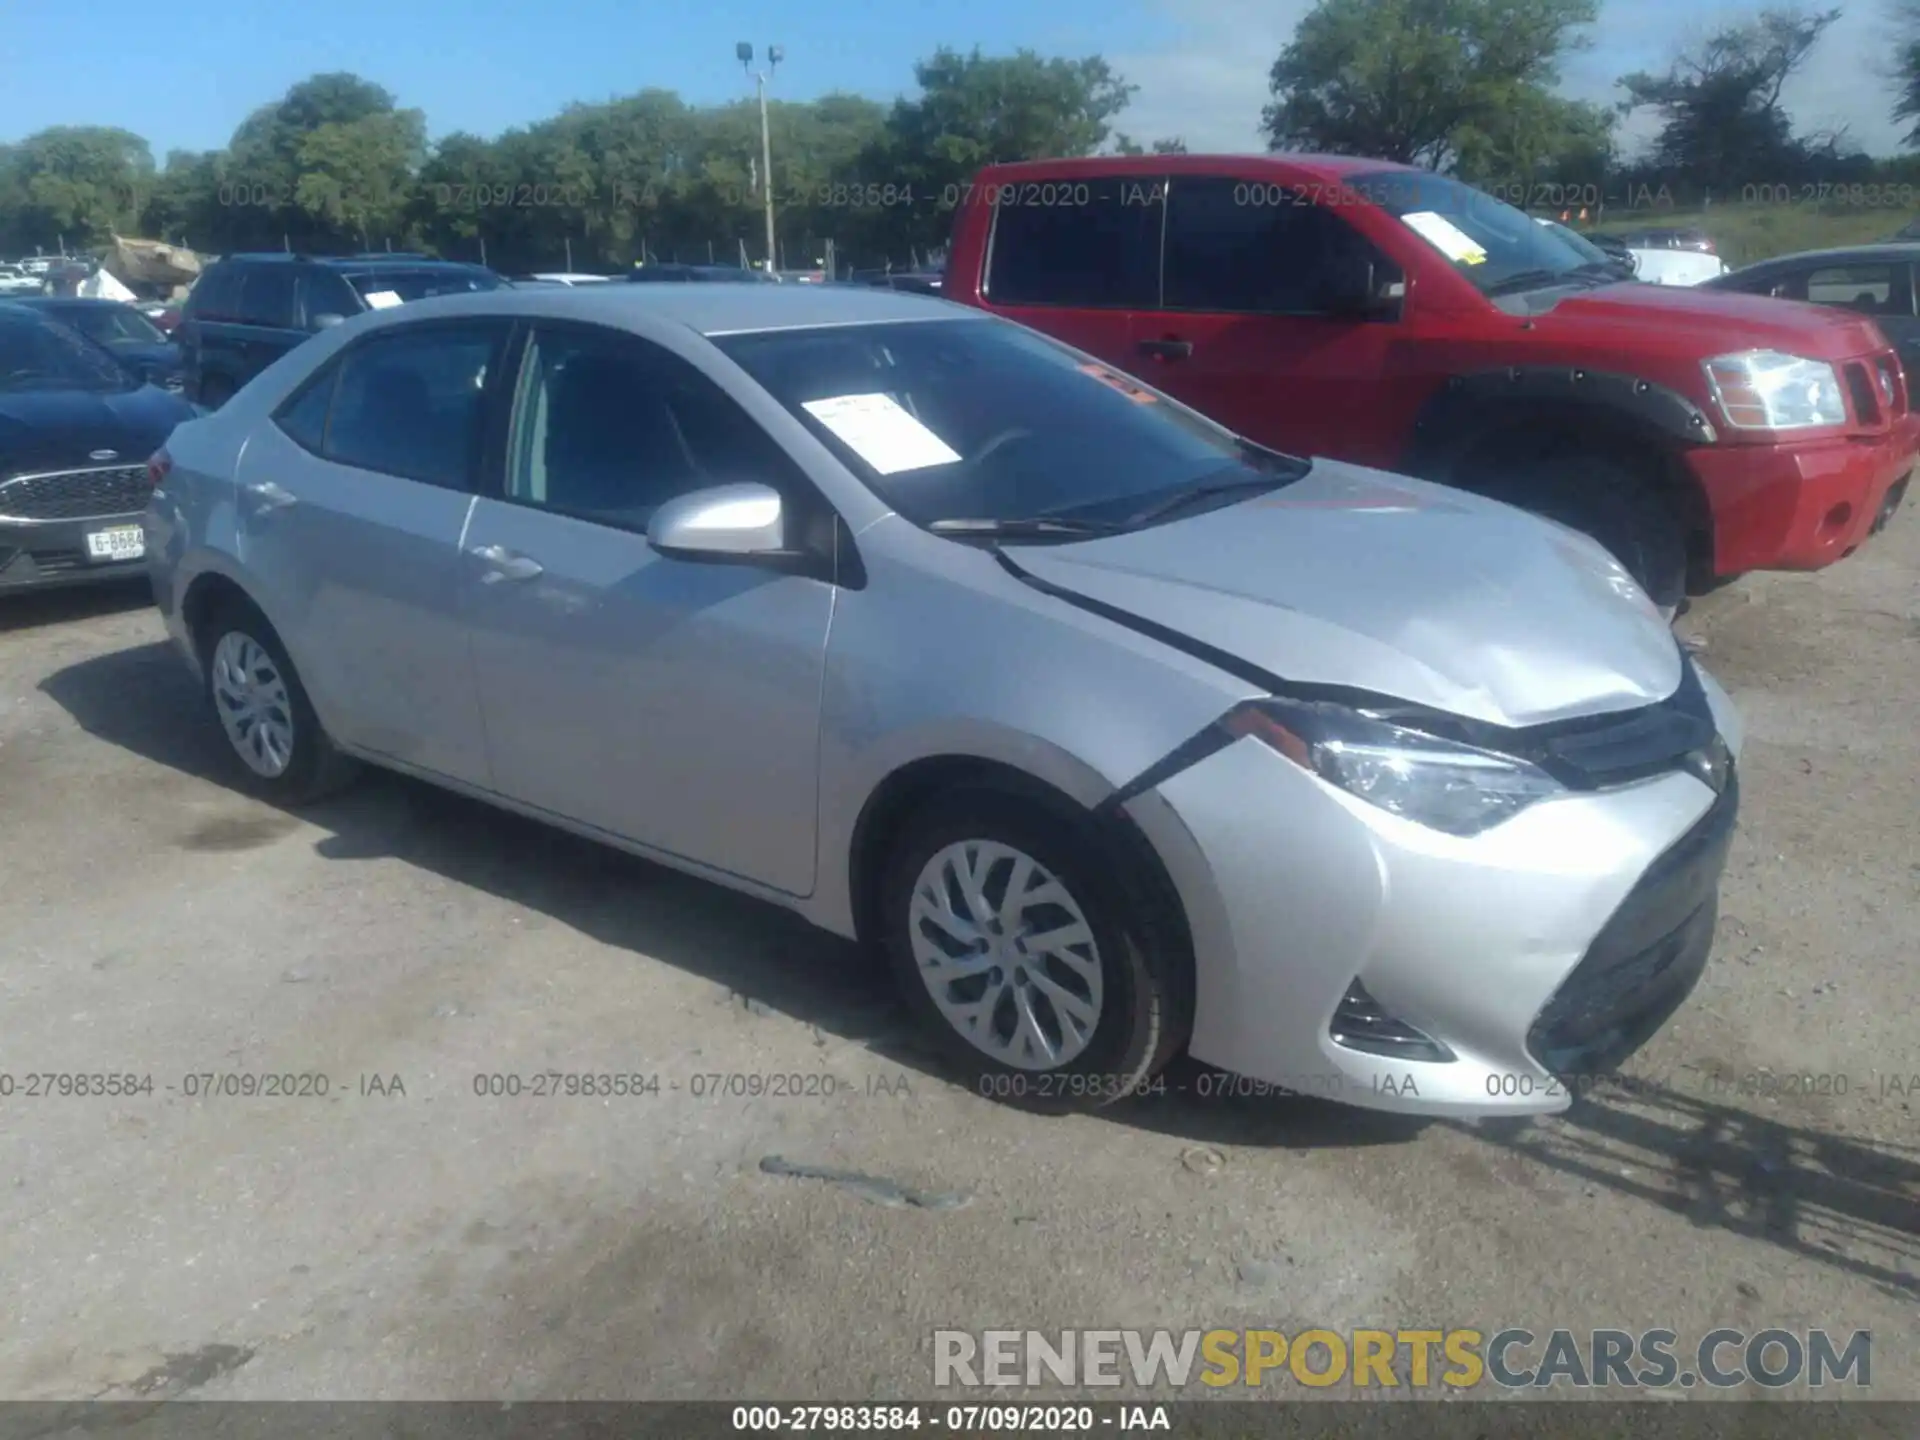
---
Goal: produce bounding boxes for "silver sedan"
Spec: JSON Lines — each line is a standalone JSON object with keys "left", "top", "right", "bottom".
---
{"left": 143, "top": 282, "right": 1743, "bottom": 1115}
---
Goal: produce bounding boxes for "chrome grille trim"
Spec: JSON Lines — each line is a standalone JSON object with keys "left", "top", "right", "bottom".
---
{"left": 0, "top": 464, "right": 151, "bottom": 523}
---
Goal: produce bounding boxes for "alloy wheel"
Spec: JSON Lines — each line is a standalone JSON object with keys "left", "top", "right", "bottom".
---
{"left": 907, "top": 839, "right": 1103, "bottom": 1070}
{"left": 211, "top": 630, "right": 295, "bottom": 778}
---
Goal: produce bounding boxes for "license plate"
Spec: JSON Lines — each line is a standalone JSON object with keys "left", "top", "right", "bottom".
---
{"left": 85, "top": 525, "right": 144, "bottom": 562}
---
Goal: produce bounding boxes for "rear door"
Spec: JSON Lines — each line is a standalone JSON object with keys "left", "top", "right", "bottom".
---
{"left": 228, "top": 265, "right": 305, "bottom": 387}
{"left": 235, "top": 318, "right": 510, "bottom": 784}
{"left": 1139, "top": 175, "right": 1409, "bottom": 465}
{"left": 973, "top": 174, "right": 1163, "bottom": 372}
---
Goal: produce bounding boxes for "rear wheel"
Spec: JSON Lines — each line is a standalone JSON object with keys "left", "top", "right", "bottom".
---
{"left": 879, "top": 790, "right": 1191, "bottom": 1113}
{"left": 1460, "top": 433, "right": 1690, "bottom": 618}
{"left": 199, "top": 597, "right": 358, "bottom": 803}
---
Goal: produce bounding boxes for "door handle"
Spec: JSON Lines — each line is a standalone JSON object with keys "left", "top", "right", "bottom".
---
{"left": 469, "top": 543, "right": 544, "bottom": 582}
{"left": 1136, "top": 338, "right": 1193, "bottom": 361}
{"left": 245, "top": 480, "right": 298, "bottom": 511}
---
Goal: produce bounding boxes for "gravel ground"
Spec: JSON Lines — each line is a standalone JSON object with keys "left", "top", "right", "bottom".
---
{"left": 0, "top": 516, "right": 1914, "bottom": 1403}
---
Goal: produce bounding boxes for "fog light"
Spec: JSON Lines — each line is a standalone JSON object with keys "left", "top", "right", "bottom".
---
{"left": 1330, "top": 980, "right": 1455, "bottom": 1063}
{"left": 1820, "top": 501, "right": 1853, "bottom": 534}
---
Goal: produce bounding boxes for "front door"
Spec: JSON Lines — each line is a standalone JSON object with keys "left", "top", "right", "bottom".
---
{"left": 458, "top": 322, "right": 835, "bottom": 896}
{"left": 235, "top": 318, "right": 509, "bottom": 784}
{"left": 1133, "top": 175, "right": 1410, "bottom": 468}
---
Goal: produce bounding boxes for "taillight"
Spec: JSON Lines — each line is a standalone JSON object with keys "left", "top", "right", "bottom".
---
{"left": 146, "top": 448, "right": 172, "bottom": 488}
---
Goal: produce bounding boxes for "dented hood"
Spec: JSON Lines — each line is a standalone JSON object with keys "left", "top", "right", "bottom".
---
{"left": 1006, "top": 462, "right": 1684, "bottom": 728}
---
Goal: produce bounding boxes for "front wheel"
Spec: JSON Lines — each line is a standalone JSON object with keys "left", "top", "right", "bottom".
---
{"left": 880, "top": 791, "right": 1190, "bottom": 1112}
{"left": 1464, "top": 440, "right": 1690, "bottom": 617}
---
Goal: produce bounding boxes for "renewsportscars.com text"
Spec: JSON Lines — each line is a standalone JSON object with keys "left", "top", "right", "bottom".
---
{"left": 932, "top": 1327, "right": 1872, "bottom": 1390}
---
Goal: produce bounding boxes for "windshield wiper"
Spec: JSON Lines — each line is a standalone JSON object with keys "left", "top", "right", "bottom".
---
{"left": 1481, "top": 267, "right": 1581, "bottom": 296}
{"left": 926, "top": 515, "right": 1125, "bottom": 540}
{"left": 1123, "top": 471, "right": 1295, "bottom": 528}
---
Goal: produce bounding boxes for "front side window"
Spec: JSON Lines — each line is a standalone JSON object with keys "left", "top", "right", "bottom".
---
{"left": 1347, "top": 169, "right": 1612, "bottom": 297}
{"left": 302, "top": 270, "right": 360, "bottom": 325}
{"left": 715, "top": 317, "right": 1305, "bottom": 535}
{"left": 1162, "top": 177, "right": 1398, "bottom": 313}
{"left": 984, "top": 178, "right": 1163, "bottom": 308}
{"left": 323, "top": 322, "right": 505, "bottom": 488}
{"left": 505, "top": 326, "right": 798, "bottom": 528}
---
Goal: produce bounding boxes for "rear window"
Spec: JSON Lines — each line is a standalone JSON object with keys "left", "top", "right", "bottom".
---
{"left": 342, "top": 268, "right": 502, "bottom": 306}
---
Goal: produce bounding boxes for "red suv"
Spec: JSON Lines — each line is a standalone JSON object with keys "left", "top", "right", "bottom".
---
{"left": 944, "top": 155, "right": 1915, "bottom": 611}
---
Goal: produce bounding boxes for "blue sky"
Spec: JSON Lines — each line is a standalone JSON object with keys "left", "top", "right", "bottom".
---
{"left": 0, "top": 0, "right": 1905, "bottom": 160}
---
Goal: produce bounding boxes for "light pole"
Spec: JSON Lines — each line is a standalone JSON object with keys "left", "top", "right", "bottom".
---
{"left": 737, "top": 42, "right": 782, "bottom": 272}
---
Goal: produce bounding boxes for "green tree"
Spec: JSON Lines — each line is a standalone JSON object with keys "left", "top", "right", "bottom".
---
{"left": 1111, "top": 134, "right": 1189, "bottom": 154}
{"left": 1261, "top": 0, "right": 1597, "bottom": 169}
{"left": 225, "top": 73, "right": 423, "bottom": 250}
{"left": 1, "top": 126, "right": 155, "bottom": 249}
{"left": 1619, "top": 7, "right": 1842, "bottom": 189}
{"left": 858, "top": 47, "right": 1137, "bottom": 255}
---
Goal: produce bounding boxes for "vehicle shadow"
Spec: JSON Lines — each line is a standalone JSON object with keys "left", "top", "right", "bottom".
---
{"left": 1460, "top": 1084, "right": 1920, "bottom": 1299}
{"left": 39, "top": 637, "right": 1405, "bottom": 1154}
{"left": 0, "top": 578, "right": 151, "bottom": 633}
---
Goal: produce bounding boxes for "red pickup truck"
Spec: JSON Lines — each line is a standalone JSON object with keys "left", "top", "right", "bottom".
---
{"left": 943, "top": 155, "right": 1915, "bottom": 612}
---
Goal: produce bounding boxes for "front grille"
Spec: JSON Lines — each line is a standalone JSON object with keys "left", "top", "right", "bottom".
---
{"left": 1844, "top": 362, "right": 1880, "bottom": 425}
{"left": 1528, "top": 770, "right": 1739, "bottom": 1078}
{"left": 1522, "top": 657, "right": 1717, "bottom": 790}
{"left": 0, "top": 465, "right": 151, "bottom": 521}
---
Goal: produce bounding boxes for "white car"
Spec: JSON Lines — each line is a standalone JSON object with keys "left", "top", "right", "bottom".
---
{"left": 0, "top": 266, "right": 43, "bottom": 296}
{"left": 527, "top": 273, "right": 612, "bottom": 286}
{"left": 1628, "top": 248, "right": 1728, "bottom": 286}
{"left": 1531, "top": 218, "right": 1727, "bottom": 286}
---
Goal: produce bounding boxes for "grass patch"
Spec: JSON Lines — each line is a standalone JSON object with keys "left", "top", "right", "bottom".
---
{"left": 1588, "top": 202, "right": 1916, "bottom": 268}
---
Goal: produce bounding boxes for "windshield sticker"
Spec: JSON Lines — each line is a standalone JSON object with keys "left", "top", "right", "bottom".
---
{"left": 362, "top": 290, "right": 403, "bottom": 309}
{"left": 1400, "top": 211, "right": 1488, "bottom": 266}
{"left": 1078, "top": 363, "right": 1157, "bottom": 404}
{"left": 801, "top": 392, "right": 962, "bottom": 474}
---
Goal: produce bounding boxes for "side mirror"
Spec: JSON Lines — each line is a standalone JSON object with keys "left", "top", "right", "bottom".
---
{"left": 647, "top": 482, "right": 786, "bottom": 558}
{"left": 311, "top": 313, "right": 346, "bottom": 330}
{"left": 1312, "top": 257, "right": 1401, "bottom": 318}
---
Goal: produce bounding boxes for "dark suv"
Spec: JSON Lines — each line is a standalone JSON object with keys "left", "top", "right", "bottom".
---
{"left": 176, "top": 253, "right": 502, "bottom": 407}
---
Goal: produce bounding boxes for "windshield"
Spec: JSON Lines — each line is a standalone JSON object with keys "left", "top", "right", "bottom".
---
{"left": 1346, "top": 169, "right": 1606, "bottom": 295}
{"left": 345, "top": 268, "right": 503, "bottom": 304}
{"left": 0, "top": 312, "right": 137, "bottom": 392}
{"left": 714, "top": 318, "right": 1305, "bottom": 533}
{"left": 61, "top": 305, "right": 167, "bottom": 346}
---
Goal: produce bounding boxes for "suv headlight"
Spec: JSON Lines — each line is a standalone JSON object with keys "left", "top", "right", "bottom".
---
{"left": 1703, "top": 350, "right": 1846, "bottom": 430}
{"left": 1224, "top": 699, "right": 1562, "bottom": 836}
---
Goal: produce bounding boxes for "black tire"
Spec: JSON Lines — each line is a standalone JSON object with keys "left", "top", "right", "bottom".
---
{"left": 198, "top": 596, "right": 359, "bottom": 804}
{"left": 1462, "top": 434, "right": 1689, "bottom": 616}
{"left": 879, "top": 789, "right": 1192, "bottom": 1114}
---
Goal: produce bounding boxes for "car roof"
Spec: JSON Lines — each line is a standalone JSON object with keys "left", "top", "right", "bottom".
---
{"left": 1729, "top": 243, "right": 1920, "bottom": 271}
{"left": 974, "top": 152, "right": 1424, "bottom": 183}
{"left": 214, "top": 253, "right": 489, "bottom": 272}
{"left": 12, "top": 295, "right": 126, "bottom": 307}
{"left": 359, "top": 279, "right": 983, "bottom": 337}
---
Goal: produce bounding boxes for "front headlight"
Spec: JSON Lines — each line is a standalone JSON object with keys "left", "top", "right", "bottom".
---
{"left": 1702, "top": 350, "right": 1846, "bottom": 430}
{"left": 1224, "top": 699, "right": 1563, "bottom": 837}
